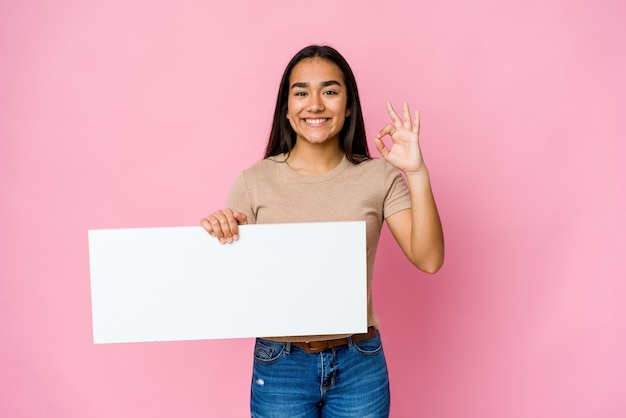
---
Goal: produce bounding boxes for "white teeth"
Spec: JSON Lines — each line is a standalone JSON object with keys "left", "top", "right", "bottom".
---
{"left": 305, "top": 118, "right": 328, "bottom": 124}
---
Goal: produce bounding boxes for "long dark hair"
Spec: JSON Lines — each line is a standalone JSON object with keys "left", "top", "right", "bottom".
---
{"left": 264, "top": 45, "right": 370, "bottom": 163}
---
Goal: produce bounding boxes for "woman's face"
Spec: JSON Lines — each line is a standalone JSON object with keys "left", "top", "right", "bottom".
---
{"left": 286, "top": 57, "right": 351, "bottom": 148}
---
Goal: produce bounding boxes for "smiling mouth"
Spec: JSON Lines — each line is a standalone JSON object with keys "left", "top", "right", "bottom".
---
{"left": 303, "top": 118, "right": 329, "bottom": 125}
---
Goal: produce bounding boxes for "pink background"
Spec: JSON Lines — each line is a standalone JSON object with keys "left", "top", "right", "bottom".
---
{"left": 1, "top": 0, "right": 625, "bottom": 416}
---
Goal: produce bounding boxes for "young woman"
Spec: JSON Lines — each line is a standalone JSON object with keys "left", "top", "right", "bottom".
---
{"left": 200, "top": 45, "right": 444, "bottom": 417}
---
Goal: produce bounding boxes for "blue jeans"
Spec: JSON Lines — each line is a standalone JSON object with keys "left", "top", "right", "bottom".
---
{"left": 250, "top": 331, "right": 390, "bottom": 417}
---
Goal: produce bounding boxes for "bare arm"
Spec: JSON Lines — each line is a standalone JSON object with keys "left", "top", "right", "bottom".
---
{"left": 375, "top": 102, "right": 444, "bottom": 273}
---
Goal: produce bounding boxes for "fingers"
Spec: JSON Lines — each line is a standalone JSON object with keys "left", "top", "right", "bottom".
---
{"left": 376, "top": 122, "right": 394, "bottom": 138}
{"left": 199, "top": 209, "right": 245, "bottom": 244}
{"left": 374, "top": 134, "right": 390, "bottom": 159}
{"left": 385, "top": 101, "right": 416, "bottom": 132}
{"left": 413, "top": 108, "right": 420, "bottom": 135}
{"left": 402, "top": 102, "right": 411, "bottom": 130}
{"left": 386, "top": 102, "right": 403, "bottom": 127}
{"left": 375, "top": 121, "right": 393, "bottom": 161}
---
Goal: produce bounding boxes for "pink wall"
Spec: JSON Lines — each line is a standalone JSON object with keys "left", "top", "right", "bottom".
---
{"left": 2, "top": 0, "right": 625, "bottom": 416}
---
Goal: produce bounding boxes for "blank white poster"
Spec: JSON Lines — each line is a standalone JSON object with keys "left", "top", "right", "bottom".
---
{"left": 88, "top": 222, "right": 367, "bottom": 344}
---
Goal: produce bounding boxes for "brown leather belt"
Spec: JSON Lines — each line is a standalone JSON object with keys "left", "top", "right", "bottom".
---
{"left": 290, "top": 327, "right": 378, "bottom": 353}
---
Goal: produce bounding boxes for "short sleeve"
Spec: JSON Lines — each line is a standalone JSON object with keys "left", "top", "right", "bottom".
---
{"left": 226, "top": 172, "right": 257, "bottom": 224}
{"left": 382, "top": 161, "right": 411, "bottom": 219}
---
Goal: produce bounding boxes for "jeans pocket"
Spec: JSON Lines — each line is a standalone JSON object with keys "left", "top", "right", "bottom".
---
{"left": 352, "top": 333, "right": 384, "bottom": 356}
{"left": 253, "top": 338, "right": 287, "bottom": 364}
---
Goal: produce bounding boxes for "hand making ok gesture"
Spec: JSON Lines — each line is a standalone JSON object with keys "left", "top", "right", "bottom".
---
{"left": 374, "top": 102, "right": 426, "bottom": 174}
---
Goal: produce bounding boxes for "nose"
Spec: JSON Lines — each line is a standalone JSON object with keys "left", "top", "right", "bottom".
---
{"left": 308, "top": 93, "right": 325, "bottom": 112}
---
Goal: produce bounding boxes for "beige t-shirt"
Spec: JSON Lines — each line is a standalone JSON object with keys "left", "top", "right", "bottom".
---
{"left": 226, "top": 154, "right": 411, "bottom": 342}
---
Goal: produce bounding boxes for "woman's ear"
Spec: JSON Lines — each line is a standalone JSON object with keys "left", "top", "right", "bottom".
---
{"left": 346, "top": 108, "right": 352, "bottom": 117}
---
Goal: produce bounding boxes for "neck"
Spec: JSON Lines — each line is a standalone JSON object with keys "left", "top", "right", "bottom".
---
{"left": 286, "top": 141, "right": 344, "bottom": 175}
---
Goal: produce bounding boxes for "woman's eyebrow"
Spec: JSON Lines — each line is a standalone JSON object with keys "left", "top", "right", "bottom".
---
{"left": 290, "top": 80, "right": 342, "bottom": 89}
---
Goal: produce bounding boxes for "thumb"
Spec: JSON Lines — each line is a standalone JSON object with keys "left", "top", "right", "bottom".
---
{"left": 234, "top": 211, "right": 248, "bottom": 225}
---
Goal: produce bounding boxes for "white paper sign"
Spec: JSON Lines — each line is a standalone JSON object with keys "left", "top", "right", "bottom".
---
{"left": 88, "top": 222, "right": 367, "bottom": 344}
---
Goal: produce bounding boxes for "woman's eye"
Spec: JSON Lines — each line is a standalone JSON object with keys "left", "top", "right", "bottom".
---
{"left": 323, "top": 90, "right": 337, "bottom": 95}
{"left": 294, "top": 91, "right": 307, "bottom": 96}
